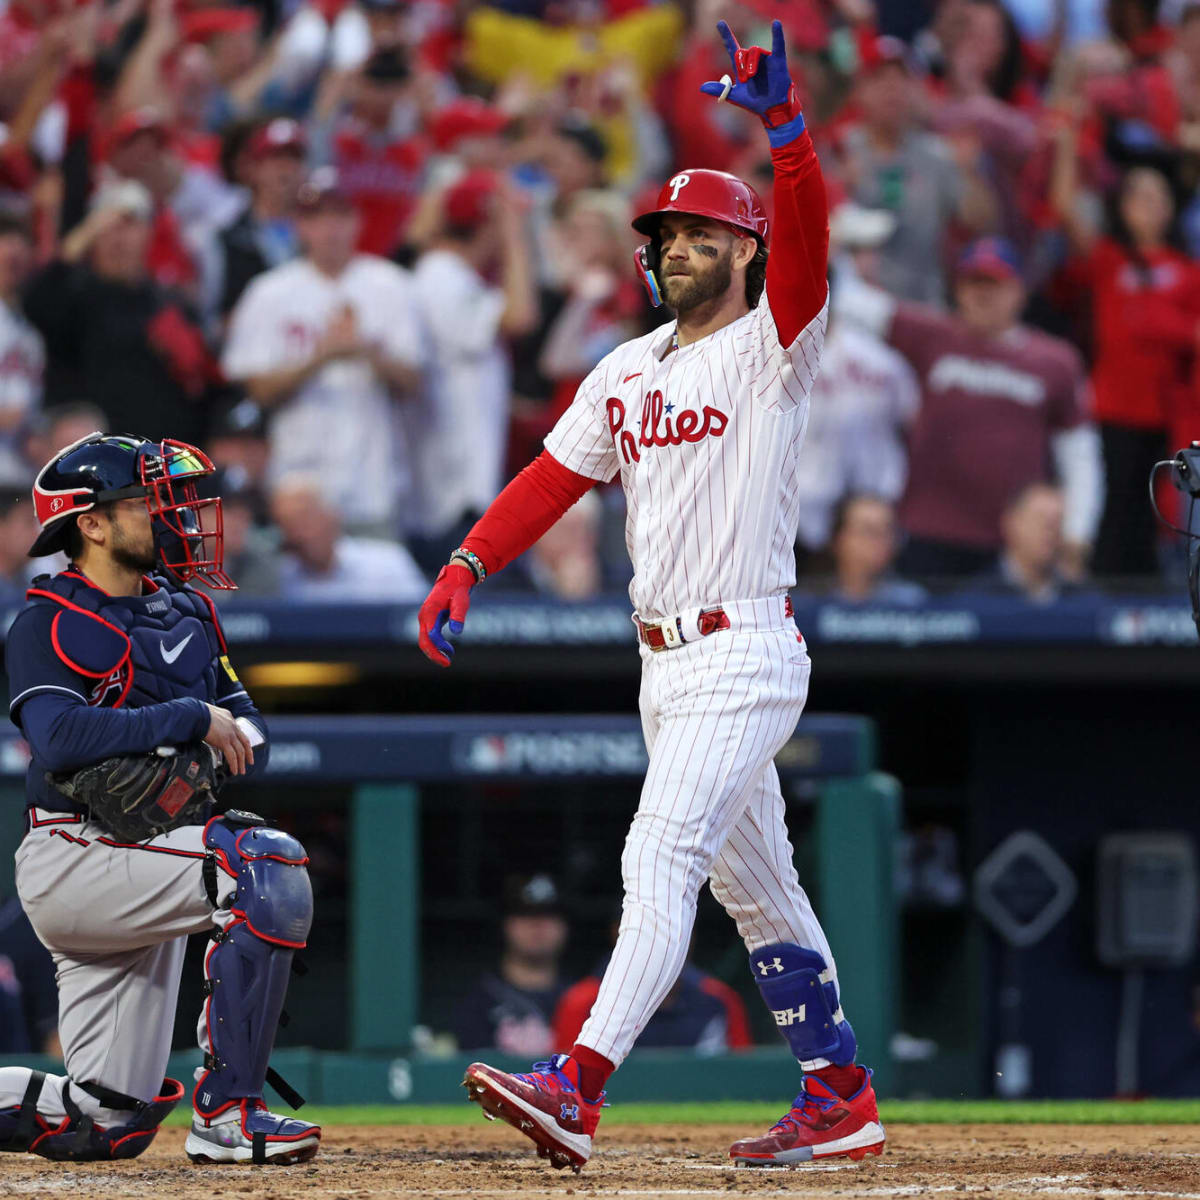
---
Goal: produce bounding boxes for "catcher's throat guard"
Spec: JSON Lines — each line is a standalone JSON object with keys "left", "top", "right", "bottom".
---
{"left": 30, "top": 433, "right": 235, "bottom": 590}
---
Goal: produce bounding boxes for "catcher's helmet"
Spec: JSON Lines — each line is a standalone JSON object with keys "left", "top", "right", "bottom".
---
{"left": 631, "top": 169, "right": 769, "bottom": 307}
{"left": 30, "top": 432, "right": 235, "bottom": 589}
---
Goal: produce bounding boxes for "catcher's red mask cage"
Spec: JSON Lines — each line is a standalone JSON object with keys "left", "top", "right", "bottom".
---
{"left": 140, "top": 440, "right": 236, "bottom": 590}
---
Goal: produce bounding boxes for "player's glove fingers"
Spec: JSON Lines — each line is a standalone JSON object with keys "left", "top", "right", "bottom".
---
{"left": 715, "top": 19, "right": 741, "bottom": 68}
{"left": 700, "top": 79, "right": 730, "bottom": 99}
{"left": 447, "top": 584, "right": 472, "bottom": 632}
{"left": 771, "top": 18, "right": 787, "bottom": 63}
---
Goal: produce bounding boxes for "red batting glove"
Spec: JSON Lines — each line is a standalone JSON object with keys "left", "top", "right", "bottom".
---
{"left": 418, "top": 563, "right": 476, "bottom": 667}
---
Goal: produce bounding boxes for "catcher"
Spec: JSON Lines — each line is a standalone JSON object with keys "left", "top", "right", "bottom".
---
{"left": 0, "top": 433, "right": 320, "bottom": 1165}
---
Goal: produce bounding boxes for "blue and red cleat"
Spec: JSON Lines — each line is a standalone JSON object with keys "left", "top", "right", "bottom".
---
{"left": 729, "top": 1067, "right": 886, "bottom": 1165}
{"left": 463, "top": 1054, "right": 603, "bottom": 1172}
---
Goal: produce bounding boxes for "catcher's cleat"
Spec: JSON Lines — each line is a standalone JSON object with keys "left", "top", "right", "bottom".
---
{"left": 185, "top": 1099, "right": 321, "bottom": 1165}
{"left": 463, "top": 1054, "right": 604, "bottom": 1173}
{"left": 730, "top": 1067, "right": 885, "bottom": 1166}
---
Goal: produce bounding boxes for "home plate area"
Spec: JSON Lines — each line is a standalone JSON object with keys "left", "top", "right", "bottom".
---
{"left": 2, "top": 1124, "right": 1199, "bottom": 1200}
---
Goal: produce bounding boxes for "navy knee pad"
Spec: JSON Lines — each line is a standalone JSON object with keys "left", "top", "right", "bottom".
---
{"left": 750, "top": 943, "right": 857, "bottom": 1067}
{"left": 198, "top": 815, "right": 313, "bottom": 1115}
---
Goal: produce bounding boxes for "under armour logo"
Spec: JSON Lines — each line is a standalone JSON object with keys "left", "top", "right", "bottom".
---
{"left": 50, "top": 497, "right": 64, "bottom": 513}
{"left": 560, "top": 1103, "right": 579, "bottom": 1123}
{"left": 668, "top": 173, "right": 691, "bottom": 202}
{"left": 757, "top": 957, "right": 785, "bottom": 975}
{"left": 773, "top": 1005, "right": 807, "bottom": 1027}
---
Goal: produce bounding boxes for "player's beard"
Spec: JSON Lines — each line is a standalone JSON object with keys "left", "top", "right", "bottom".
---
{"left": 110, "top": 514, "right": 158, "bottom": 575}
{"left": 663, "top": 246, "right": 734, "bottom": 315}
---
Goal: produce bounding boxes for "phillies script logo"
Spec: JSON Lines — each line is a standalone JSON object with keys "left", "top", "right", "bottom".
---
{"left": 606, "top": 390, "right": 728, "bottom": 465}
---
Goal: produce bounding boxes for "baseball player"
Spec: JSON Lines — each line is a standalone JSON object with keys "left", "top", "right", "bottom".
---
{"left": 0, "top": 433, "right": 320, "bottom": 1165}
{"left": 418, "top": 21, "right": 883, "bottom": 1172}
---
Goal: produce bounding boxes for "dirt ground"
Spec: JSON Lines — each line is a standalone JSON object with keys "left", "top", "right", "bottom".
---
{"left": 2, "top": 1123, "right": 1199, "bottom": 1200}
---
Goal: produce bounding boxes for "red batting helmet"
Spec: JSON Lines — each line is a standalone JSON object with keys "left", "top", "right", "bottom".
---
{"left": 632, "top": 169, "right": 769, "bottom": 244}
{"left": 631, "top": 169, "right": 768, "bottom": 307}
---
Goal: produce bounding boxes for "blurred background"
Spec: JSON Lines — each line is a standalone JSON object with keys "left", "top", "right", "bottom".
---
{"left": 1, "top": 0, "right": 1199, "bottom": 1105}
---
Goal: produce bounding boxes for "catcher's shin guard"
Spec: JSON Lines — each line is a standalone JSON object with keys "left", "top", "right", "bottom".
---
{"left": 750, "top": 944, "right": 857, "bottom": 1068}
{"left": 0, "top": 1069, "right": 183, "bottom": 1160}
{"left": 196, "top": 817, "right": 313, "bottom": 1117}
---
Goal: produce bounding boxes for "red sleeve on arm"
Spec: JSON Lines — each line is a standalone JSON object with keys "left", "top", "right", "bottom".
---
{"left": 765, "top": 128, "right": 829, "bottom": 347}
{"left": 460, "top": 450, "right": 596, "bottom": 577}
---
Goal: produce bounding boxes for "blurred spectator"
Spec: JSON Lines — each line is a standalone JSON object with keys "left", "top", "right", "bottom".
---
{"left": 0, "top": 211, "right": 43, "bottom": 484}
{"left": 453, "top": 874, "right": 569, "bottom": 1056}
{"left": 271, "top": 473, "right": 425, "bottom": 602}
{"left": 527, "top": 490, "right": 604, "bottom": 598}
{"left": 837, "top": 35, "right": 997, "bottom": 306}
{"left": 24, "top": 181, "right": 216, "bottom": 446}
{"left": 969, "top": 482, "right": 1081, "bottom": 604}
{"left": 797, "top": 209, "right": 919, "bottom": 554}
{"left": 538, "top": 189, "right": 642, "bottom": 416}
{"left": 211, "top": 118, "right": 307, "bottom": 319}
{"left": 825, "top": 494, "right": 927, "bottom": 605}
{"left": 0, "top": 894, "right": 59, "bottom": 1055}
{"left": 320, "top": 46, "right": 430, "bottom": 259}
{"left": 101, "top": 109, "right": 239, "bottom": 299}
{"left": 553, "top": 916, "right": 752, "bottom": 1055}
{"left": 405, "top": 171, "right": 538, "bottom": 567}
{"left": 222, "top": 168, "right": 422, "bottom": 535}
{"left": 211, "top": 472, "right": 280, "bottom": 598}
{"left": 0, "top": 485, "right": 59, "bottom": 601}
{"left": 840, "top": 237, "right": 1103, "bottom": 579}
{"left": 206, "top": 394, "right": 270, "bottom": 500}
{"left": 1052, "top": 116, "right": 1200, "bottom": 576}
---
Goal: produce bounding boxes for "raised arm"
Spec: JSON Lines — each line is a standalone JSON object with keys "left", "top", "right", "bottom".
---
{"left": 700, "top": 20, "right": 828, "bottom": 345}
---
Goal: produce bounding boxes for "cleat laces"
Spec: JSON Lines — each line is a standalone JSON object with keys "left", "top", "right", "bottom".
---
{"left": 770, "top": 1083, "right": 839, "bottom": 1134}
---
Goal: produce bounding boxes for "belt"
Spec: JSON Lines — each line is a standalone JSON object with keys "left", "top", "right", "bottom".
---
{"left": 634, "top": 596, "right": 795, "bottom": 652}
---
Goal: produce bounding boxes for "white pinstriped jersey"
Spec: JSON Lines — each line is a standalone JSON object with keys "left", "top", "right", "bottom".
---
{"left": 544, "top": 292, "right": 829, "bottom": 619}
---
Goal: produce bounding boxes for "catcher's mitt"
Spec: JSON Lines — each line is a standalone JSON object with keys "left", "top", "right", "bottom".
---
{"left": 49, "top": 744, "right": 227, "bottom": 843}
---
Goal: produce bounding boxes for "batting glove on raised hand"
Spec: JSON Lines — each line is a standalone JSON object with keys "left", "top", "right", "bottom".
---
{"left": 418, "top": 562, "right": 475, "bottom": 667}
{"left": 700, "top": 20, "right": 804, "bottom": 144}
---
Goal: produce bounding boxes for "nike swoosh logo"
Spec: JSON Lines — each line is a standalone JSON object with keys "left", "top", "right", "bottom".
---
{"left": 160, "top": 632, "right": 195, "bottom": 664}
{"left": 623, "top": 373, "right": 642, "bottom": 383}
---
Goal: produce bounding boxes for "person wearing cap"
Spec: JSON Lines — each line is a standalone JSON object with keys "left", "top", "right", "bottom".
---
{"left": 838, "top": 235, "right": 1103, "bottom": 579}
{"left": 222, "top": 167, "right": 423, "bottom": 536}
{"left": 452, "top": 875, "right": 571, "bottom": 1057}
{"left": 836, "top": 34, "right": 996, "bottom": 306}
{"left": 23, "top": 181, "right": 215, "bottom": 447}
{"left": 213, "top": 118, "right": 308, "bottom": 318}
{"left": 0, "top": 212, "right": 43, "bottom": 486}
{"left": 322, "top": 46, "right": 430, "bottom": 258}
{"left": 405, "top": 170, "right": 538, "bottom": 566}
{"left": 793, "top": 203, "right": 919, "bottom": 557}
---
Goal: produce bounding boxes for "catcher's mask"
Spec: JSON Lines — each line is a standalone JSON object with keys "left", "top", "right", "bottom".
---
{"left": 30, "top": 432, "right": 236, "bottom": 590}
{"left": 632, "top": 168, "right": 769, "bottom": 307}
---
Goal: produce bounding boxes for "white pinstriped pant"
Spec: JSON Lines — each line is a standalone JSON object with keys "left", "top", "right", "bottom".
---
{"left": 577, "top": 600, "right": 839, "bottom": 1066}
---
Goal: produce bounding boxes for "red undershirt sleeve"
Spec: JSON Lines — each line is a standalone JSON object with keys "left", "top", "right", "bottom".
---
{"left": 460, "top": 450, "right": 597, "bottom": 577}
{"left": 764, "top": 128, "right": 830, "bottom": 348}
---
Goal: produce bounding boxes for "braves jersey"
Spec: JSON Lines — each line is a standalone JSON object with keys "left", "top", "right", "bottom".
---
{"left": 545, "top": 292, "right": 826, "bottom": 618}
{"left": 5, "top": 570, "right": 267, "bottom": 815}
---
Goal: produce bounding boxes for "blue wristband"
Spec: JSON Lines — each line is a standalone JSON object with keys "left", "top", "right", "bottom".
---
{"left": 766, "top": 113, "right": 806, "bottom": 148}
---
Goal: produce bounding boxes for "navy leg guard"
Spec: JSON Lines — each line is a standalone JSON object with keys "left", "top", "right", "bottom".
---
{"left": 750, "top": 943, "right": 858, "bottom": 1067}
{"left": 197, "top": 817, "right": 313, "bottom": 1119}
{"left": 0, "top": 1073, "right": 183, "bottom": 1161}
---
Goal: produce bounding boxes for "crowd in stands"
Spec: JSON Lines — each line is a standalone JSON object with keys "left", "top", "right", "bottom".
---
{"left": 451, "top": 874, "right": 753, "bottom": 1056}
{"left": 0, "top": 0, "right": 1198, "bottom": 606}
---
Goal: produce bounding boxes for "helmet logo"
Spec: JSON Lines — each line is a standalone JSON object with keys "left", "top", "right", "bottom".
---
{"left": 668, "top": 174, "right": 691, "bottom": 202}
{"left": 50, "top": 497, "right": 64, "bottom": 513}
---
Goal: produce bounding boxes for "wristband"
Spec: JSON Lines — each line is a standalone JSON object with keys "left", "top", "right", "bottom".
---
{"left": 449, "top": 547, "right": 487, "bottom": 583}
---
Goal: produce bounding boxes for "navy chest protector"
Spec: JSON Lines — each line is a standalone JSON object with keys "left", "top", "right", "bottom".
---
{"left": 29, "top": 570, "right": 226, "bottom": 709}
